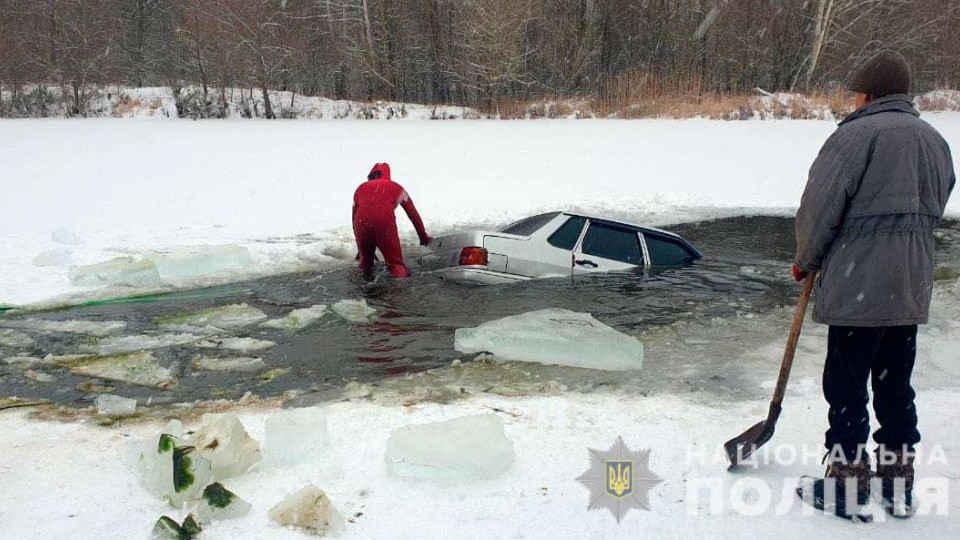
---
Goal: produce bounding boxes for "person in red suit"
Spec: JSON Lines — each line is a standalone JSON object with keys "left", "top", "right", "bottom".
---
{"left": 352, "top": 163, "right": 432, "bottom": 278}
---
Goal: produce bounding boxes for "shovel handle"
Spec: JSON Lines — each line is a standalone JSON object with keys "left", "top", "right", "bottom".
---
{"left": 767, "top": 272, "right": 817, "bottom": 421}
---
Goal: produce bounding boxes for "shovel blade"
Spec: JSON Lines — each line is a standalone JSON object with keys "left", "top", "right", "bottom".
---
{"left": 724, "top": 419, "right": 776, "bottom": 470}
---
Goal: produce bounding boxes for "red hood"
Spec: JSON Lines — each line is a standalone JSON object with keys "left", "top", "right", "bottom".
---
{"left": 367, "top": 162, "right": 392, "bottom": 182}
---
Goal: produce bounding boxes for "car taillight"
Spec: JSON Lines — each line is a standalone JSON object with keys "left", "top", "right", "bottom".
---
{"left": 459, "top": 247, "right": 488, "bottom": 266}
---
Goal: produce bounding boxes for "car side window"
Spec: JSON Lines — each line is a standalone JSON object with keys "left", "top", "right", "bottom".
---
{"left": 500, "top": 212, "right": 561, "bottom": 236}
{"left": 645, "top": 234, "right": 697, "bottom": 266}
{"left": 547, "top": 216, "right": 587, "bottom": 250}
{"left": 580, "top": 223, "right": 642, "bottom": 264}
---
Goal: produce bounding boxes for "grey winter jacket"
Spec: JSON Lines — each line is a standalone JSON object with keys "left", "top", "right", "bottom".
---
{"left": 795, "top": 95, "right": 956, "bottom": 327}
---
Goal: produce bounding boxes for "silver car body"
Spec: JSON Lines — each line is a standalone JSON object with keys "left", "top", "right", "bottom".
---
{"left": 420, "top": 211, "right": 701, "bottom": 285}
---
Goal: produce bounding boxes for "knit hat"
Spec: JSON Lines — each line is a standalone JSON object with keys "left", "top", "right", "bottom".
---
{"left": 849, "top": 50, "right": 911, "bottom": 97}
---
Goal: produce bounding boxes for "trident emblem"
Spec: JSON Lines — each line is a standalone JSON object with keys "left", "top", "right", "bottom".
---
{"left": 606, "top": 461, "right": 633, "bottom": 498}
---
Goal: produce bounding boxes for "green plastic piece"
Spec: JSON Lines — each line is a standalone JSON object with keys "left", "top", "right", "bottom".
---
{"left": 172, "top": 446, "right": 198, "bottom": 494}
{"left": 202, "top": 482, "right": 236, "bottom": 509}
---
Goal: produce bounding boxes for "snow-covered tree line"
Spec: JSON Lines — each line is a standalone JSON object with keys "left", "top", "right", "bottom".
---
{"left": 1, "top": 0, "right": 959, "bottom": 118}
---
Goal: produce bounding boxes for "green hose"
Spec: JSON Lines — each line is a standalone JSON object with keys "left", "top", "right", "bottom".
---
{"left": 1, "top": 285, "right": 247, "bottom": 315}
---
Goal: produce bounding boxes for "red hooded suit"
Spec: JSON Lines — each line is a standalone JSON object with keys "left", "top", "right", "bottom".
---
{"left": 352, "top": 163, "right": 431, "bottom": 278}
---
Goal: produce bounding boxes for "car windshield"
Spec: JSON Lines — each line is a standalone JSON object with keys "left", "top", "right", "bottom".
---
{"left": 499, "top": 212, "right": 560, "bottom": 236}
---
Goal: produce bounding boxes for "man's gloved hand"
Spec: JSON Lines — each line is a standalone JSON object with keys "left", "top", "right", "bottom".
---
{"left": 419, "top": 235, "right": 434, "bottom": 246}
{"left": 791, "top": 264, "right": 808, "bottom": 282}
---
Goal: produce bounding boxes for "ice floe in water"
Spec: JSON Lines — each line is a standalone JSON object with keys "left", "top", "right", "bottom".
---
{"left": 95, "top": 394, "right": 137, "bottom": 416}
{"left": 157, "top": 323, "right": 226, "bottom": 335}
{"left": 69, "top": 256, "right": 164, "bottom": 288}
{"left": 260, "top": 305, "right": 328, "bottom": 331}
{"left": 91, "top": 333, "right": 203, "bottom": 355}
{"left": 192, "top": 356, "right": 265, "bottom": 373}
{"left": 69, "top": 245, "right": 254, "bottom": 291}
{"left": 2, "top": 355, "right": 42, "bottom": 365}
{"left": 331, "top": 299, "right": 377, "bottom": 323}
{"left": 55, "top": 351, "right": 178, "bottom": 389}
{"left": 269, "top": 485, "right": 345, "bottom": 537}
{"left": 0, "top": 318, "right": 127, "bottom": 337}
{"left": 24, "top": 369, "right": 55, "bottom": 383}
{"left": 143, "top": 245, "right": 253, "bottom": 281}
{"left": 194, "top": 336, "right": 276, "bottom": 352}
{"left": 264, "top": 407, "right": 329, "bottom": 467}
{"left": 0, "top": 329, "right": 34, "bottom": 348}
{"left": 187, "top": 413, "right": 262, "bottom": 481}
{"left": 454, "top": 308, "right": 644, "bottom": 371}
{"left": 156, "top": 304, "right": 268, "bottom": 331}
{"left": 385, "top": 414, "right": 515, "bottom": 482}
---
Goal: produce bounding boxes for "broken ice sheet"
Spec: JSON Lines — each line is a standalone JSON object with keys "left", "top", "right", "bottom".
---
{"left": 260, "top": 305, "right": 328, "bottom": 331}
{"left": 0, "top": 318, "right": 127, "bottom": 337}
{"left": 134, "top": 423, "right": 211, "bottom": 509}
{"left": 385, "top": 413, "right": 515, "bottom": 482}
{"left": 187, "top": 413, "right": 262, "bottom": 481}
{"left": 143, "top": 245, "right": 254, "bottom": 281}
{"left": 90, "top": 333, "right": 203, "bottom": 355}
{"left": 156, "top": 304, "right": 268, "bottom": 331}
{"left": 157, "top": 323, "right": 226, "bottom": 335}
{"left": 3, "top": 355, "right": 43, "bottom": 365}
{"left": 24, "top": 369, "right": 56, "bottom": 383}
{"left": 69, "top": 256, "right": 164, "bottom": 288}
{"left": 454, "top": 308, "right": 644, "bottom": 371}
{"left": 55, "top": 351, "right": 178, "bottom": 389}
{"left": 192, "top": 356, "right": 265, "bottom": 373}
{"left": 194, "top": 336, "right": 276, "bottom": 353}
{"left": 331, "top": 299, "right": 377, "bottom": 323}
{"left": 95, "top": 394, "right": 137, "bottom": 416}
{"left": 257, "top": 367, "right": 290, "bottom": 385}
{"left": 152, "top": 514, "right": 202, "bottom": 540}
{"left": 196, "top": 483, "right": 251, "bottom": 523}
{"left": 268, "top": 485, "right": 345, "bottom": 537}
{"left": 0, "top": 329, "right": 34, "bottom": 348}
{"left": 264, "top": 407, "right": 329, "bottom": 467}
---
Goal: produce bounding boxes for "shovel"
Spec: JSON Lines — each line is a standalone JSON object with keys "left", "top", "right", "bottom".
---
{"left": 724, "top": 272, "right": 816, "bottom": 469}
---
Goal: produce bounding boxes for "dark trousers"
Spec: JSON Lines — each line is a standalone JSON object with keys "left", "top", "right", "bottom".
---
{"left": 823, "top": 325, "right": 920, "bottom": 460}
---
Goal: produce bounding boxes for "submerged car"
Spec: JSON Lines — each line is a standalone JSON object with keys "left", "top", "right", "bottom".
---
{"left": 420, "top": 211, "right": 701, "bottom": 284}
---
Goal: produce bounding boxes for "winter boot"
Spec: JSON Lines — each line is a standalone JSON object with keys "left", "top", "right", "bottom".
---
{"left": 875, "top": 446, "right": 916, "bottom": 518}
{"left": 797, "top": 451, "right": 873, "bottom": 522}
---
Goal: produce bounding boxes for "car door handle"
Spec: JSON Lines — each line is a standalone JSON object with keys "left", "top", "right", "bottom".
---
{"left": 575, "top": 259, "right": 598, "bottom": 268}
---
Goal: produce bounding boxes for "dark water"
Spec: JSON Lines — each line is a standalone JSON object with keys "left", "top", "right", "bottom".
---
{"left": 2, "top": 216, "right": 957, "bottom": 407}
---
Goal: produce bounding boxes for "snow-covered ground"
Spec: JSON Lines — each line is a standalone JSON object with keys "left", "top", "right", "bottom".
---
{"left": 3, "top": 115, "right": 959, "bottom": 308}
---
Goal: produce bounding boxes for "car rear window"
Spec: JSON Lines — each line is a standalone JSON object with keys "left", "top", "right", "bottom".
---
{"left": 500, "top": 212, "right": 560, "bottom": 236}
{"left": 547, "top": 216, "right": 587, "bottom": 250}
{"left": 580, "top": 223, "right": 642, "bottom": 265}
{"left": 645, "top": 233, "right": 698, "bottom": 266}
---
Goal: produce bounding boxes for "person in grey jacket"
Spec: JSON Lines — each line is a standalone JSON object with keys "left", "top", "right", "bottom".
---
{"left": 793, "top": 51, "right": 955, "bottom": 520}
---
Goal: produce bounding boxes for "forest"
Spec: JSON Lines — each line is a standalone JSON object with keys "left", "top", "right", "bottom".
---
{"left": 1, "top": 0, "right": 959, "bottom": 117}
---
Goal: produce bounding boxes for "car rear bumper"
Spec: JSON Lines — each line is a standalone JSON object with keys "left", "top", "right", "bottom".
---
{"left": 426, "top": 267, "right": 530, "bottom": 285}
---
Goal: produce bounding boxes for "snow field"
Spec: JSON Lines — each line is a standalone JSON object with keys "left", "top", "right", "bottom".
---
{"left": 1, "top": 384, "right": 957, "bottom": 539}
{"left": 2, "top": 116, "right": 959, "bottom": 306}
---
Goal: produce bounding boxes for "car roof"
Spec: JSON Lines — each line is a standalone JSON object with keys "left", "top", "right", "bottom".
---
{"left": 560, "top": 211, "right": 684, "bottom": 240}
